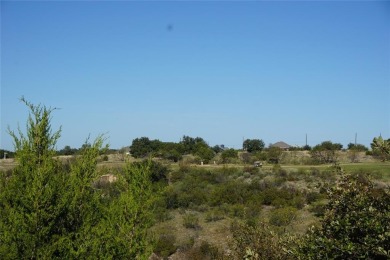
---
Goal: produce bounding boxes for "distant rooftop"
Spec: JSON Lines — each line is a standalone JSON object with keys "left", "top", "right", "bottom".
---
{"left": 271, "top": 141, "right": 292, "bottom": 150}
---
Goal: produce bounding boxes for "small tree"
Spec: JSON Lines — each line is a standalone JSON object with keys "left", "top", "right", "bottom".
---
{"left": 8, "top": 97, "right": 61, "bottom": 165}
{"left": 130, "top": 137, "right": 161, "bottom": 158}
{"left": 179, "top": 135, "right": 208, "bottom": 154}
{"left": 212, "top": 145, "right": 224, "bottom": 154}
{"left": 243, "top": 139, "right": 265, "bottom": 153}
{"left": 2, "top": 99, "right": 67, "bottom": 258}
{"left": 310, "top": 141, "right": 341, "bottom": 164}
{"left": 0, "top": 99, "right": 155, "bottom": 259}
{"left": 371, "top": 136, "right": 390, "bottom": 161}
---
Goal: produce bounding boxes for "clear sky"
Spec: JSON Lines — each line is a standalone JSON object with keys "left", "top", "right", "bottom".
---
{"left": 1, "top": 1, "right": 389, "bottom": 151}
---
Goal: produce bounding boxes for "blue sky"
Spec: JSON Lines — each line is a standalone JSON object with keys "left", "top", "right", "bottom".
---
{"left": 1, "top": 1, "right": 389, "bottom": 151}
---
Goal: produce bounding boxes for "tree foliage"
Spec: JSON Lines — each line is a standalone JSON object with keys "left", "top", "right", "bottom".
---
{"left": 298, "top": 174, "right": 390, "bottom": 259}
{"left": 212, "top": 145, "right": 224, "bottom": 154}
{"left": 0, "top": 149, "right": 15, "bottom": 158}
{"left": 8, "top": 97, "right": 61, "bottom": 165}
{"left": 347, "top": 143, "right": 368, "bottom": 151}
{"left": 371, "top": 136, "right": 390, "bottom": 161}
{"left": 130, "top": 137, "right": 160, "bottom": 158}
{"left": 243, "top": 139, "right": 265, "bottom": 153}
{"left": 157, "top": 142, "right": 182, "bottom": 162}
{"left": 179, "top": 135, "right": 208, "bottom": 154}
{"left": 129, "top": 135, "right": 214, "bottom": 162}
{"left": 194, "top": 145, "right": 215, "bottom": 163}
{"left": 57, "top": 145, "right": 78, "bottom": 155}
{"left": 220, "top": 148, "right": 238, "bottom": 163}
{"left": 0, "top": 99, "right": 155, "bottom": 259}
{"left": 310, "top": 141, "right": 342, "bottom": 164}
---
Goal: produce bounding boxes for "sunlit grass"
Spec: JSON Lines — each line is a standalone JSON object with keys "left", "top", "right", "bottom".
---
{"left": 342, "top": 162, "right": 390, "bottom": 180}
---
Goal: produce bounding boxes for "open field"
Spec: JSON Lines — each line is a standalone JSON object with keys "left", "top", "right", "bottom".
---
{"left": 2, "top": 154, "right": 389, "bottom": 178}
{"left": 340, "top": 162, "right": 390, "bottom": 176}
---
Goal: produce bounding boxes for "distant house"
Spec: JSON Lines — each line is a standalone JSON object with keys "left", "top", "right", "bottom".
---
{"left": 271, "top": 141, "right": 292, "bottom": 151}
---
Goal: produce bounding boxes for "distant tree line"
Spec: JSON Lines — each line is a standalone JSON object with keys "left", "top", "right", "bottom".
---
{"left": 56, "top": 135, "right": 389, "bottom": 165}
{"left": 0, "top": 149, "right": 15, "bottom": 159}
{"left": 56, "top": 145, "right": 117, "bottom": 156}
{"left": 127, "top": 135, "right": 390, "bottom": 165}
{"left": 130, "top": 135, "right": 217, "bottom": 163}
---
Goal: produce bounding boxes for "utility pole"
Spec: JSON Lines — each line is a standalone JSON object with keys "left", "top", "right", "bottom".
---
{"left": 305, "top": 134, "right": 307, "bottom": 146}
{"left": 355, "top": 133, "right": 357, "bottom": 146}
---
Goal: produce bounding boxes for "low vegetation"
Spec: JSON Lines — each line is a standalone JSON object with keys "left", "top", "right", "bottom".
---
{"left": 1, "top": 99, "right": 389, "bottom": 259}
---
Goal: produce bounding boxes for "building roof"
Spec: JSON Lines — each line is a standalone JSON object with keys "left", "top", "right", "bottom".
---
{"left": 271, "top": 141, "right": 291, "bottom": 149}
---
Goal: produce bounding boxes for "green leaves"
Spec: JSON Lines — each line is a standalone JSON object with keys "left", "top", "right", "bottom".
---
{"left": 298, "top": 174, "right": 390, "bottom": 259}
{"left": 371, "top": 136, "right": 390, "bottom": 161}
{"left": 310, "top": 141, "right": 343, "bottom": 164}
{"left": 0, "top": 99, "right": 156, "bottom": 259}
{"left": 8, "top": 97, "right": 61, "bottom": 166}
{"left": 243, "top": 139, "right": 265, "bottom": 153}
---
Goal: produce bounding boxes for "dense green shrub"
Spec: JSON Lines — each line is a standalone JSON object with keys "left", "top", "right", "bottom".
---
{"left": 262, "top": 187, "right": 299, "bottom": 207}
{"left": 131, "top": 159, "right": 169, "bottom": 183}
{"left": 269, "top": 207, "right": 297, "bottom": 226}
{"left": 298, "top": 174, "right": 390, "bottom": 259}
{"left": 210, "top": 180, "right": 247, "bottom": 205}
{"left": 229, "top": 204, "right": 246, "bottom": 218}
{"left": 154, "top": 233, "right": 177, "bottom": 258}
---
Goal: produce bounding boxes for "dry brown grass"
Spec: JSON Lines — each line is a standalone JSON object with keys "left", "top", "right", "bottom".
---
{"left": 0, "top": 158, "right": 17, "bottom": 172}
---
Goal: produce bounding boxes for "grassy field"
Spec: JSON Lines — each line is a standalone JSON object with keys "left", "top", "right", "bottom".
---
{"left": 341, "top": 162, "right": 390, "bottom": 177}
